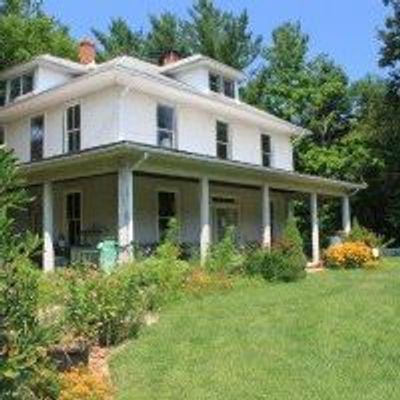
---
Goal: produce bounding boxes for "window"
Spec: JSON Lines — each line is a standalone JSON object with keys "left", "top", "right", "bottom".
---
{"left": 157, "top": 105, "right": 175, "bottom": 148}
{"left": 216, "top": 121, "right": 230, "bottom": 159}
{"left": 209, "top": 72, "right": 236, "bottom": 98}
{"left": 30, "top": 115, "right": 44, "bottom": 161}
{"left": 223, "top": 78, "right": 235, "bottom": 98}
{"left": 0, "top": 81, "right": 6, "bottom": 106}
{"left": 8, "top": 72, "right": 34, "bottom": 102}
{"left": 0, "top": 126, "right": 4, "bottom": 145}
{"left": 158, "top": 191, "right": 177, "bottom": 240}
{"left": 66, "top": 192, "right": 82, "bottom": 246}
{"left": 65, "top": 104, "right": 81, "bottom": 153}
{"left": 261, "top": 134, "right": 272, "bottom": 167}
{"left": 209, "top": 73, "right": 221, "bottom": 93}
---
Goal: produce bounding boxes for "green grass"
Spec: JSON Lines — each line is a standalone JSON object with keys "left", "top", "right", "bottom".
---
{"left": 110, "top": 259, "right": 400, "bottom": 400}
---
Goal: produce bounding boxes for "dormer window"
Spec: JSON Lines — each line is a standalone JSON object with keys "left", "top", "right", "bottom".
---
{"left": 209, "top": 72, "right": 236, "bottom": 99}
{"left": 9, "top": 72, "right": 34, "bottom": 102}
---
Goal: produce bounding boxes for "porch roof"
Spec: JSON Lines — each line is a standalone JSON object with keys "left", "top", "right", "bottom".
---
{"left": 19, "top": 140, "right": 366, "bottom": 197}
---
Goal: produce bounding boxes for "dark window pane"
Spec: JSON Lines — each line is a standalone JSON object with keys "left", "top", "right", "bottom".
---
{"left": 262, "top": 154, "right": 271, "bottom": 167}
{"left": 74, "top": 105, "right": 81, "bottom": 128}
{"left": 10, "top": 77, "right": 21, "bottom": 101}
{"left": 217, "top": 143, "right": 228, "bottom": 159}
{"left": 66, "top": 193, "right": 82, "bottom": 245}
{"left": 0, "top": 81, "right": 6, "bottom": 106}
{"left": 223, "top": 79, "right": 235, "bottom": 98}
{"left": 216, "top": 121, "right": 228, "bottom": 142}
{"left": 158, "top": 192, "right": 176, "bottom": 217}
{"left": 158, "top": 218, "right": 170, "bottom": 240}
{"left": 158, "top": 130, "right": 173, "bottom": 148}
{"left": 262, "top": 135, "right": 271, "bottom": 152}
{"left": 209, "top": 73, "right": 220, "bottom": 92}
{"left": 0, "top": 126, "right": 4, "bottom": 145}
{"left": 157, "top": 105, "right": 174, "bottom": 130}
{"left": 22, "top": 73, "right": 34, "bottom": 94}
{"left": 30, "top": 116, "right": 44, "bottom": 161}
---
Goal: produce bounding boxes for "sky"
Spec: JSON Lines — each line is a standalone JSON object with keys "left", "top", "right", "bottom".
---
{"left": 44, "top": 0, "right": 389, "bottom": 81}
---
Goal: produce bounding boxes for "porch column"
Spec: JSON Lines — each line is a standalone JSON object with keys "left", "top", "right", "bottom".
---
{"left": 342, "top": 195, "right": 351, "bottom": 235}
{"left": 43, "top": 182, "right": 55, "bottom": 272}
{"left": 118, "top": 164, "right": 134, "bottom": 263}
{"left": 200, "top": 177, "right": 210, "bottom": 265}
{"left": 262, "top": 184, "right": 272, "bottom": 249}
{"left": 310, "top": 192, "right": 320, "bottom": 265}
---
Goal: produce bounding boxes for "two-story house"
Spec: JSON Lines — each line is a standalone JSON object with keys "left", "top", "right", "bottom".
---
{"left": 0, "top": 40, "right": 365, "bottom": 271}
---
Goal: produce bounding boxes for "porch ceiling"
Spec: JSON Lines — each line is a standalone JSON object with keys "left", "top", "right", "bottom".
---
{"left": 19, "top": 140, "right": 366, "bottom": 196}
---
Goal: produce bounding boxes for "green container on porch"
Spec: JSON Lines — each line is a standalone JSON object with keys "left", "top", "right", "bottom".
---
{"left": 97, "top": 240, "right": 118, "bottom": 274}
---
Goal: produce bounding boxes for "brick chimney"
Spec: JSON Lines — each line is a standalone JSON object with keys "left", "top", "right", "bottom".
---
{"left": 159, "top": 50, "right": 181, "bottom": 66}
{"left": 79, "top": 39, "right": 96, "bottom": 65}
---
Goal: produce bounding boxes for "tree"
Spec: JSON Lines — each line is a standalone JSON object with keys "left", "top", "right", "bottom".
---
{"left": 145, "top": 12, "right": 190, "bottom": 61}
{"left": 0, "top": 148, "right": 59, "bottom": 399}
{"left": 0, "top": 0, "right": 41, "bottom": 17}
{"left": 379, "top": 0, "right": 400, "bottom": 87}
{"left": 0, "top": 3, "right": 76, "bottom": 71}
{"left": 92, "top": 18, "right": 146, "bottom": 61}
{"left": 185, "top": 0, "right": 261, "bottom": 69}
{"left": 244, "top": 22, "right": 312, "bottom": 124}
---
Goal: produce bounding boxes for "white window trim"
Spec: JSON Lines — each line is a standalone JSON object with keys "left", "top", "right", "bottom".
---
{"left": 261, "top": 133, "right": 273, "bottom": 168}
{"left": 216, "top": 119, "right": 232, "bottom": 160}
{"left": 157, "top": 103, "right": 178, "bottom": 149}
{"left": 63, "top": 102, "right": 81, "bottom": 154}
{"left": 155, "top": 187, "right": 181, "bottom": 242}
{"left": 7, "top": 70, "right": 36, "bottom": 104}
{"left": 210, "top": 193, "right": 241, "bottom": 242}
{"left": 63, "top": 189, "right": 84, "bottom": 246}
{"left": 30, "top": 113, "right": 46, "bottom": 161}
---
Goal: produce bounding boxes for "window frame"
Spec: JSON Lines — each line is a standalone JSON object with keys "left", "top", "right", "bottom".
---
{"left": 7, "top": 71, "right": 35, "bottom": 103}
{"left": 156, "top": 188, "right": 180, "bottom": 242}
{"left": 216, "top": 120, "right": 231, "bottom": 160}
{"left": 64, "top": 190, "right": 83, "bottom": 246}
{"left": 0, "top": 80, "right": 7, "bottom": 106}
{"left": 223, "top": 78, "right": 235, "bottom": 98}
{"left": 64, "top": 103, "right": 81, "bottom": 153}
{"left": 157, "top": 103, "right": 176, "bottom": 149}
{"left": 261, "top": 134, "right": 272, "bottom": 167}
{"left": 30, "top": 114, "right": 45, "bottom": 161}
{"left": 209, "top": 72, "right": 221, "bottom": 93}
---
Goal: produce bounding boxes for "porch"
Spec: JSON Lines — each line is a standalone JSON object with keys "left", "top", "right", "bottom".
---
{"left": 19, "top": 141, "right": 363, "bottom": 271}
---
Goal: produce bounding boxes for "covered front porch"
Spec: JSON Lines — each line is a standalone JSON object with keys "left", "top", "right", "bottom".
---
{"left": 19, "top": 142, "right": 363, "bottom": 271}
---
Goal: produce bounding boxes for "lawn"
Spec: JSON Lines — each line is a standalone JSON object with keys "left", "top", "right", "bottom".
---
{"left": 110, "top": 259, "right": 400, "bottom": 400}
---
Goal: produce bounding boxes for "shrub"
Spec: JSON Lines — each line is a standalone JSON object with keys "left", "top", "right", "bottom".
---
{"left": 184, "top": 268, "right": 232, "bottom": 296}
{"left": 59, "top": 368, "right": 111, "bottom": 400}
{"left": 206, "top": 227, "right": 244, "bottom": 274}
{"left": 0, "top": 148, "right": 59, "bottom": 399}
{"left": 324, "top": 241, "right": 374, "bottom": 269}
{"left": 64, "top": 267, "right": 142, "bottom": 347}
{"left": 345, "top": 218, "right": 385, "bottom": 249}
{"left": 244, "top": 218, "right": 306, "bottom": 282}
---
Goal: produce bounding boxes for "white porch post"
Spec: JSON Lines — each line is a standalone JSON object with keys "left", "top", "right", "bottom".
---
{"left": 43, "top": 182, "right": 55, "bottom": 272}
{"left": 311, "top": 192, "right": 320, "bottom": 265}
{"left": 342, "top": 195, "right": 351, "bottom": 235}
{"left": 262, "top": 184, "right": 272, "bottom": 249}
{"left": 200, "top": 177, "right": 211, "bottom": 265}
{"left": 118, "top": 164, "right": 134, "bottom": 263}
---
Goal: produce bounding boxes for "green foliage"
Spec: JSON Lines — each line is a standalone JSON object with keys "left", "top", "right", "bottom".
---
{"left": 0, "top": 13, "right": 76, "bottom": 71}
{"left": 92, "top": 17, "right": 146, "bottom": 61}
{"left": 244, "top": 218, "right": 306, "bottom": 282}
{"left": 206, "top": 227, "right": 244, "bottom": 274}
{"left": 0, "top": 148, "right": 59, "bottom": 399}
{"left": 146, "top": 12, "right": 190, "bottom": 59}
{"left": 345, "top": 219, "right": 386, "bottom": 249}
{"left": 379, "top": 0, "right": 400, "bottom": 86}
{"left": 64, "top": 266, "right": 142, "bottom": 347}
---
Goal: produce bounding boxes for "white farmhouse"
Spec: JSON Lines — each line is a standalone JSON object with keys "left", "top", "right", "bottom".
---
{"left": 0, "top": 41, "right": 364, "bottom": 270}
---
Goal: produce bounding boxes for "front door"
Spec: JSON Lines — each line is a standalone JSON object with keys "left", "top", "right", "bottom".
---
{"left": 213, "top": 204, "right": 239, "bottom": 242}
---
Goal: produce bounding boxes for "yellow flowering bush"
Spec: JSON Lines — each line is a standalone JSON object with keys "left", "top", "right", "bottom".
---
{"left": 324, "top": 241, "right": 374, "bottom": 269}
{"left": 59, "top": 368, "right": 112, "bottom": 400}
